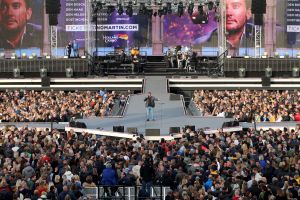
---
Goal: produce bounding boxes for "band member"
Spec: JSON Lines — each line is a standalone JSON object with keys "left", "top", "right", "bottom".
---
{"left": 120, "top": 49, "right": 126, "bottom": 63}
{"left": 66, "top": 42, "right": 72, "bottom": 58}
{"left": 72, "top": 39, "right": 79, "bottom": 57}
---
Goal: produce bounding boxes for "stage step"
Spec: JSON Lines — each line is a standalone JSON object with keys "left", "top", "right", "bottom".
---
{"left": 144, "top": 61, "right": 168, "bottom": 73}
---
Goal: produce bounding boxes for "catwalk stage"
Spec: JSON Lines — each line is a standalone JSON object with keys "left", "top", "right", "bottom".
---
{"left": 76, "top": 76, "right": 232, "bottom": 135}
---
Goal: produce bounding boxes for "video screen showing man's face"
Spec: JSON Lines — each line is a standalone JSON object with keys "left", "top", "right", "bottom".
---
{"left": 0, "top": 0, "right": 32, "bottom": 33}
{"left": 226, "top": 0, "right": 251, "bottom": 34}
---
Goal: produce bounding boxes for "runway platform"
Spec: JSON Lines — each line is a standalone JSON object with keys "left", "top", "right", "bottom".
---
{"left": 77, "top": 76, "right": 232, "bottom": 135}
{"left": 75, "top": 76, "right": 300, "bottom": 135}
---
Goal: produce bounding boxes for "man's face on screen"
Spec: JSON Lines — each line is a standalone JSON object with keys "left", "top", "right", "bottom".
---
{"left": 226, "top": 0, "right": 250, "bottom": 32}
{"left": 0, "top": 0, "right": 32, "bottom": 32}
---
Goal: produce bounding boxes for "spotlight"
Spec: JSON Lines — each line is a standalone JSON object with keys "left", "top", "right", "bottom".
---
{"left": 147, "top": 9, "right": 153, "bottom": 18}
{"left": 107, "top": 6, "right": 115, "bottom": 15}
{"left": 166, "top": 2, "right": 172, "bottom": 14}
{"left": 117, "top": 4, "right": 123, "bottom": 15}
{"left": 32, "top": 52, "right": 37, "bottom": 58}
{"left": 40, "top": 67, "right": 47, "bottom": 78}
{"left": 162, "top": 7, "right": 167, "bottom": 15}
{"left": 66, "top": 67, "right": 73, "bottom": 78}
{"left": 126, "top": 4, "right": 133, "bottom": 17}
{"left": 158, "top": 9, "right": 164, "bottom": 17}
{"left": 177, "top": 2, "right": 184, "bottom": 17}
{"left": 238, "top": 67, "right": 246, "bottom": 77}
{"left": 92, "top": 15, "right": 97, "bottom": 23}
{"left": 13, "top": 67, "right": 20, "bottom": 78}
{"left": 292, "top": 67, "right": 299, "bottom": 77}
{"left": 284, "top": 52, "right": 289, "bottom": 58}
{"left": 188, "top": 3, "right": 194, "bottom": 16}
{"left": 11, "top": 53, "right": 16, "bottom": 59}
{"left": 157, "top": 0, "right": 162, "bottom": 5}
{"left": 198, "top": 5, "right": 204, "bottom": 15}
{"left": 96, "top": 1, "right": 103, "bottom": 9}
{"left": 139, "top": 3, "right": 147, "bottom": 15}
{"left": 207, "top": 1, "right": 214, "bottom": 10}
{"left": 265, "top": 66, "right": 272, "bottom": 78}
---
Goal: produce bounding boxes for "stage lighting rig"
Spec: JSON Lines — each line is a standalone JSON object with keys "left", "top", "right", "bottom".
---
{"left": 166, "top": 2, "right": 172, "bottom": 14}
{"left": 158, "top": 9, "right": 164, "bottom": 17}
{"left": 198, "top": 4, "right": 204, "bottom": 15}
{"left": 126, "top": 2, "right": 133, "bottom": 17}
{"left": 207, "top": 1, "right": 214, "bottom": 10}
{"left": 156, "top": 0, "right": 163, "bottom": 5}
{"left": 139, "top": 3, "right": 147, "bottom": 14}
{"left": 162, "top": 6, "right": 167, "bottom": 15}
{"left": 106, "top": 5, "right": 115, "bottom": 15}
{"left": 147, "top": 9, "right": 153, "bottom": 18}
{"left": 188, "top": 2, "right": 194, "bottom": 16}
{"left": 117, "top": 4, "right": 123, "bottom": 15}
{"left": 177, "top": 1, "right": 184, "bottom": 17}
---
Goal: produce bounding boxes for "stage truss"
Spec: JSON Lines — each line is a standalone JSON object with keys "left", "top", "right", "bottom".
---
{"left": 85, "top": 0, "right": 94, "bottom": 56}
{"left": 50, "top": 26, "right": 58, "bottom": 57}
{"left": 255, "top": 25, "right": 262, "bottom": 58}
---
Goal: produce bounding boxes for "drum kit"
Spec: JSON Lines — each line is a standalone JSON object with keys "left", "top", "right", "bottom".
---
{"left": 166, "top": 46, "right": 194, "bottom": 70}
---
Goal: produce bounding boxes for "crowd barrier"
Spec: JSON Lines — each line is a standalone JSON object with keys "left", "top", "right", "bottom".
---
{"left": 82, "top": 185, "right": 171, "bottom": 200}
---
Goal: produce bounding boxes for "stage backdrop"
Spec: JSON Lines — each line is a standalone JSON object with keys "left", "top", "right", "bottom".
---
{"left": 0, "top": 0, "right": 44, "bottom": 50}
{"left": 0, "top": 0, "right": 298, "bottom": 57}
{"left": 59, "top": 0, "right": 150, "bottom": 50}
{"left": 163, "top": 0, "right": 300, "bottom": 57}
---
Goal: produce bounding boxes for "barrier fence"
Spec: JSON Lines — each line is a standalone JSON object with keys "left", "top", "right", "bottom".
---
{"left": 82, "top": 185, "right": 171, "bottom": 200}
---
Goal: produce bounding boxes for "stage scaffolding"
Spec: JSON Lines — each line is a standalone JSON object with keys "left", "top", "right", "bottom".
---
{"left": 85, "top": 0, "right": 94, "bottom": 56}
{"left": 218, "top": 0, "right": 227, "bottom": 57}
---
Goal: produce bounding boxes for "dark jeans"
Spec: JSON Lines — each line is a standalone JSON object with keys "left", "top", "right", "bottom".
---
{"left": 140, "top": 181, "right": 152, "bottom": 197}
{"left": 103, "top": 186, "right": 117, "bottom": 197}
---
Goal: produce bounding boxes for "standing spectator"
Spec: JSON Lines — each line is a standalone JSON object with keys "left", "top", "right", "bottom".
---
{"left": 119, "top": 94, "right": 127, "bottom": 108}
{"left": 140, "top": 156, "right": 155, "bottom": 197}
{"left": 100, "top": 162, "right": 118, "bottom": 196}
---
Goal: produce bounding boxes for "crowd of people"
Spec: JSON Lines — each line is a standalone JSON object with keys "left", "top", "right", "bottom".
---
{"left": 0, "top": 123, "right": 299, "bottom": 200}
{"left": 0, "top": 89, "right": 125, "bottom": 122}
{"left": 193, "top": 90, "right": 300, "bottom": 122}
